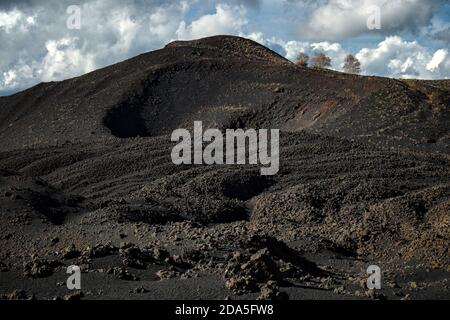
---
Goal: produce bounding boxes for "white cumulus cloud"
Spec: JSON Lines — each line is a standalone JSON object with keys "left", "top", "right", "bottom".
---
{"left": 41, "top": 37, "right": 96, "bottom": 81}
{"left": 356, "top": 36, "right": 450, "bottom": 79}
{"left": 176, "top": 4, "right": 247, "bottom": 40}
{"left": 427, "top": 49, "right": 448, "bottom": 72}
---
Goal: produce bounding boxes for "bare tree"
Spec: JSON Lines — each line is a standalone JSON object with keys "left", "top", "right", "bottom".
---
{"left": 311, "top": 53, "right": 331, "bottom": 69}
{"left": 343, "top": 54, "right": 361, "bottom": 74}
{"left": 296, "top": 52, "right": 309, "bottom": 67}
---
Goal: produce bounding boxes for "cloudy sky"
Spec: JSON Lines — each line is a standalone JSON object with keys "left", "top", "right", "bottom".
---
{"left": 1, "top": 0, "right": 449, "bottom": 96}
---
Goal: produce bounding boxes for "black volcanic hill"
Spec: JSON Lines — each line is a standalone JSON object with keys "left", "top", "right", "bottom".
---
{"left": 0, "top": 36, "right": 449, "bottom": 300}
{"left": 0, "top": 35, "right": 449, "bottom": 152}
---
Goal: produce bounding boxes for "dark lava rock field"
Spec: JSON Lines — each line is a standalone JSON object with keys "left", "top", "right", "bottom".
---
{"left": 0, "top": 36, "right": 449, "bottom": 300}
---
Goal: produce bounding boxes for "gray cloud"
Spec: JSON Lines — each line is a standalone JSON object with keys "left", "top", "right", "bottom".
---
{"left": 300, "top": 0, "right": 441, "bottom": 41}
{"left": 434, "top": 27, "right": 450, "bottom": 43}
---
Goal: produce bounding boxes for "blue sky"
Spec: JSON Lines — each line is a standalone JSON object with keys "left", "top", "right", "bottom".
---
{"left": 1, "top": 0, "right": 449, "bottom": 96}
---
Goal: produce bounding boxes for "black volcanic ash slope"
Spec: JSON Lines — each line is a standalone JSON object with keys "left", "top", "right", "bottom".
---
{"left": 0, "top": 36, "right": 449, "bottom": 152}
{"left": 0, "top": 36, "right": 449, "bottom": 300}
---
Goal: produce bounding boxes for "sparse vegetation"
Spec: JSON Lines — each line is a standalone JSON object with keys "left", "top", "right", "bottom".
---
{"left": 343, "top": 54, "right": 361, "bottom": 74}
{"left": 311, "top": 53, "right": 332, "bottom": 69}
{"left": 295, "top": 52, "right": 309, "bottom": 67}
